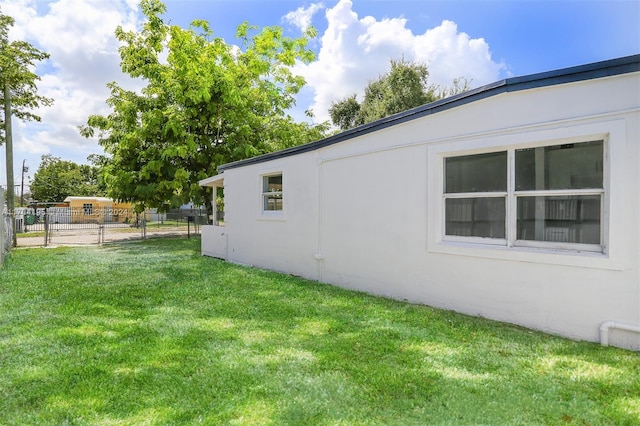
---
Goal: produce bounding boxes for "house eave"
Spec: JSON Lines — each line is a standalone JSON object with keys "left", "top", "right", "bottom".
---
{"left": 199, "top": 173, "right": 224, "bottom": 187}
{"left": 63, "top": 196, "right": 114, "bottom": 203}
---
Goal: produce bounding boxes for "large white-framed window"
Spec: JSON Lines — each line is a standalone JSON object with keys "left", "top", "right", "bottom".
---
{"left": 262, "top": 173, "right": 283, "bottom": 212}
{"left": 443, "top": 139, "right": 605, "bottom": 252}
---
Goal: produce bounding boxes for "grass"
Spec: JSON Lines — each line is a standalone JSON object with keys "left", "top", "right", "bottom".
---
{"left": 106, "top": 226, "right": 190, "bottom": 234}
{"left": 145, "top": 220, "right": 198, "bottom": 229}
{"left": 17, "top": 230, "right": 46, "bottom": 238}
{"left": 0, "top": 238, "right": 638, "bottom": 425}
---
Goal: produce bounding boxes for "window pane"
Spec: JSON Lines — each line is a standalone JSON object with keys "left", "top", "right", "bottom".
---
{"left": 516, "top": 195, "right": 601, "bottom": 244}
{"left": 264, "top": 175, "right": 282, "bottom": 192}
{"left": 445, "top": 197, "right": 506, "bottom": 238}
{"left": 445, "top": 151, "right": 507, "bottom": 193}
{"left": 515, "top": 140, "right": 603, "bottom": 191}
{"left": 263, "top": 194, "right": 283, "bottom": 211}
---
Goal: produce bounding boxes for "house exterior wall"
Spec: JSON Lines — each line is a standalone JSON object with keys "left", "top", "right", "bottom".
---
{"left": 219, "top": 153, "right": 321, "bottom": 275}
{"left": 111, "top": 202, "right": 136, "bottom": 223}
{"left": 203, "top": 72, "right": 640, "bottom": 350}
{"left": 66, "top": 198, "right": 111, "bottom": 223}
{"left": 65, "top": 198, "right": 135, "bottom": 224}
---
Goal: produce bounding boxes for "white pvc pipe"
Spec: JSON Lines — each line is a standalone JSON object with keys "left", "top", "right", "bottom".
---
{"left": 599, "top": 321, "right": 640, "bottom": 346}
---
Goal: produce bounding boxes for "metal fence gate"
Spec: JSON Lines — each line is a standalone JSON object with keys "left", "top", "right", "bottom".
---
{"left": 15, "top": 206, "right": 208, "bottom": 247}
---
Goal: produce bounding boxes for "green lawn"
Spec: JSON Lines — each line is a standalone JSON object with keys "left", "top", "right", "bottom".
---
{"left": 1, "top": 238, "right": 638, "bottom": 425}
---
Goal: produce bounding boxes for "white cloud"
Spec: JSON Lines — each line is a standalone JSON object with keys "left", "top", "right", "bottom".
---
{"left": 0, "top": 0, "right": 142, "bottom": 184}
{"left": 294, "top": 0, "right": 506, "bottom": 123}
{"left": 283, "top": 2, "right": 324, "bottom": 32}
{"left": 11, "top": 0, "right": 141, "bottom": 92}
{"left": 0, "top": 0, "right": 507, "bottom": 186}
{"left": 411, "top": 20, "right": 503, "bottom": 87}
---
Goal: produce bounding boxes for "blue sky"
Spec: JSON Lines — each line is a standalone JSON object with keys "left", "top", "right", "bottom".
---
{"left": 0, "top": 0, "right": 638, "bottom": 190}
{"left": 166, "top": 0, "right": 639, "bottom": 74}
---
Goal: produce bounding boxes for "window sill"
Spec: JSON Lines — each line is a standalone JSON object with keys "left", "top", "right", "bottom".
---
{"left": 258, "top": 211, "right": 286, "bottom": 221}
{"left": 428, "top": 240, "right": 622, "bottom": 271}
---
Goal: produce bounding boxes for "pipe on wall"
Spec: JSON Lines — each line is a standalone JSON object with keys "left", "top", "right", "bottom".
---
{"left": 599, "top": 321, "right": 640, "bottom": 347}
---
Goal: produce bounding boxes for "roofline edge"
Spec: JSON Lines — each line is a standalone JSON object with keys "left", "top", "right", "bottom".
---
{"left": 218, "top": 54, "right": 640, "bottom": 172}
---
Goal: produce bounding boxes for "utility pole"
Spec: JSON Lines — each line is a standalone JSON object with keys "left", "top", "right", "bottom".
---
{"left": 20, "top": 159, "right": 27, "bottom": 206}
{"left": 4, "top": 82, "right": 16, "bottom": 247}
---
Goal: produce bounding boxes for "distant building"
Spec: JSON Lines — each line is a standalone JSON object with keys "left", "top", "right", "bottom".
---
{"left": 63, "top": 196, "right": 136, "bottom": 224}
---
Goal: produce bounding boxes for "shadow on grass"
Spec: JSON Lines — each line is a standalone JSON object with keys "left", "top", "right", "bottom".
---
{"left": 0, "top": 237, "right": 638, "bottom": 425}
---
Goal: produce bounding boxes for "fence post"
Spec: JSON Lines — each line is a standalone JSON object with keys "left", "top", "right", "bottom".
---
{"left": 44, "top": 207, "right": 49, "bottom": 247}
{"left": 141, "top": 216, "right": 146, "bottom": 240}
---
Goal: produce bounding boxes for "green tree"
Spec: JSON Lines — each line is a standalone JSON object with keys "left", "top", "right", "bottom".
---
{"left": 81, "top": 0, "right": 327, "bottom": 214}
{"left": 1, "top": 7, "right": 52, "bottom": 247}
{"left": 329, "top": 58, "right": 471, "bottom": 130}
{"left": 329, "top": 94, "right": 360, "bottom": 131}
{"left": 30, "top": 154, "right": 104, "bottom": 202}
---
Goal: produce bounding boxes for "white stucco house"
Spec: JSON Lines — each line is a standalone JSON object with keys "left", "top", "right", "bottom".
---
{"left": 200, "top": 55, "right": 640, "bottom": 350}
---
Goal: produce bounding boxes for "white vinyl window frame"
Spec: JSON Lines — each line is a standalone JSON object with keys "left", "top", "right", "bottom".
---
{"left": 427, "top": 119, "right": 626, "bottom": 270}
{"left": 442, "top": 142, "right": 605, "bottom": 253}
{"left": 260, "top": 172, "right": 285, "bottom": 218}
{"left": 443, "top": 150, "right": 509, "bottom": 246}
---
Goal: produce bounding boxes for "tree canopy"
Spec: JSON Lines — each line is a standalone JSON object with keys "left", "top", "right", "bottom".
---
{"left": 0, "top": 8, "right": 53, "bottom": 144}
{"left": 30, "top": 154, "right": 105, "bottom": 203}
{"left": 329, "top": 59, "right": 471, "bottom": 131}
{"left": 81, "top": 0, "right": 328, "bottom": 213}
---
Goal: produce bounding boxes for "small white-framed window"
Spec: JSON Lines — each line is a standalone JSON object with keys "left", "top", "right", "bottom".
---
{"left": 82, "top": 203, "right": 93, "bottom": 215}
{"left": 443, "top": 139, "right": 604, "bottom": 252}
{"left": 262, "top": 174, "right": 283, "bottom": 212}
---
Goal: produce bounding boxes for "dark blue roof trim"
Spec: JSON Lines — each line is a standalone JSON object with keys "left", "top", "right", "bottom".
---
{"left": 219, "top": 54, "right": 640, "bottom": 171}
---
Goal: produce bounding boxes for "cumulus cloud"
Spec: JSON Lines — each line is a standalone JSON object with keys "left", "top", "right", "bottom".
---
{"left": 294, "top": 0, "right": 506, "bottom": 123}
{"left": 283, "top": 2, "right": 324, "bottom": 32}
{"left": 0, "top": 0, "right": 142, "bottom": 183}
{"left": 0, "top": 0, "right": 507, "bottom": 185}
